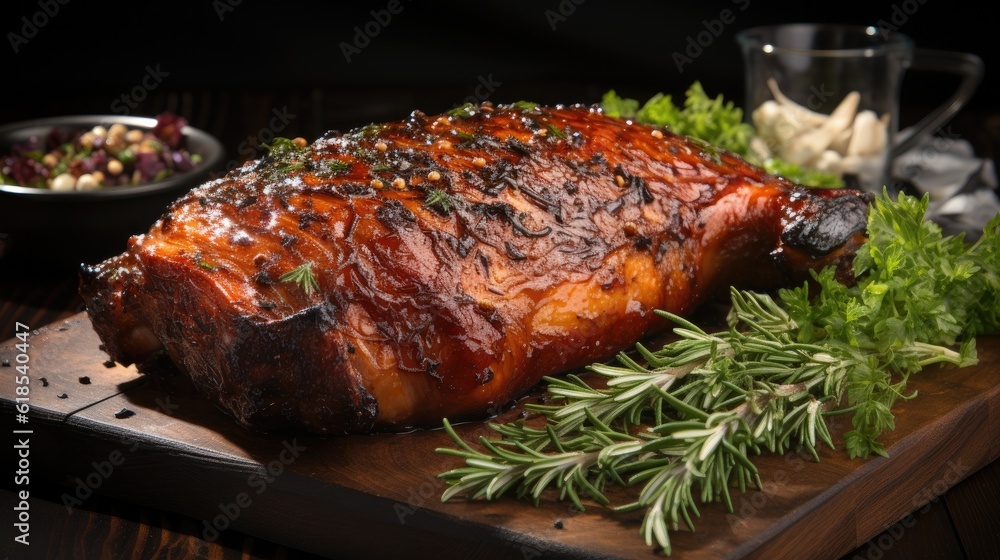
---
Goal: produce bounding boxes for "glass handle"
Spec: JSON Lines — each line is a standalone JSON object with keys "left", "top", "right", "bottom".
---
{"left": 891, "top": 49, "right": 984, "bottom": 158}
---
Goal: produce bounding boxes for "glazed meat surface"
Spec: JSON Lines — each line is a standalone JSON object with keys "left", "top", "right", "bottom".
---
{"left": 79, "top": 103, "right": 871, "bottom": 434}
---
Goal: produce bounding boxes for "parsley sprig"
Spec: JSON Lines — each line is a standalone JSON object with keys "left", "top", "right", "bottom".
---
{"left": 437, "top": 190, "right": 999, "bottom": 554}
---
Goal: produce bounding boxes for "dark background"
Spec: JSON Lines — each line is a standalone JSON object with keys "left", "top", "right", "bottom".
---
{"left": 2, "top": 3, "right": 999, "bottom": 559}
{"left": 3, "top": 0, "right": 998, "bottom": 164}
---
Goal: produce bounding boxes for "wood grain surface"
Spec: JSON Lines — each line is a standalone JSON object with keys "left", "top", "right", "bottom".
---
{"left": 1, "top": 312, "right": 998, "bottom": 560}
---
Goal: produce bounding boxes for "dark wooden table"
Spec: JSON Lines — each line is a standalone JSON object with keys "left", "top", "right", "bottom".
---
{"left": 3, "top": 90, "right": 999, "bottom": 559}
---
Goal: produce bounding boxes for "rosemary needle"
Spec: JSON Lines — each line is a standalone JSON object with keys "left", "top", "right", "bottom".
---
{"left": 280, "top": 262, "right": 319, "bottom": 296}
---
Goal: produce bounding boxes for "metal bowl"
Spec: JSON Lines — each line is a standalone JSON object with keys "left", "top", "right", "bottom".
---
{"left": 0, "top": 115, "right": 225, "bottom": 270}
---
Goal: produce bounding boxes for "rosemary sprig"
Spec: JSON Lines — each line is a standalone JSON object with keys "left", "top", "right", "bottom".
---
{"left": 279, "top": 262, "right": 319, "bottom": 296}
{"left": 436, "top": 287, "right": 957, "bottom": 553}
{"left": 512, "top": 100, "right": 540, "bottom": 111}
{"left": 324, "top": 160, "right": 351, "bottom": 174}
{"left": 276, "top": 161, "right": 305, "bottom": 174}
{"left": 424, "top": 188, "right": 455, "bottom": 213}
{"left": 446, "top": 103, "right": 478, "bottom": 118}
{"left": 438, "top": 292, "right": 843, "bottom": 553}
{"left": 437, "top": 190, "right": 998, "bottom": 554}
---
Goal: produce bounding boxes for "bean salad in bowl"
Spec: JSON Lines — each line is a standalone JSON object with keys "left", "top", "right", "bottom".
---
{"left": 1, "top": 113, "right": 204, "bottom": 192}
{"left": 0, "top": 113, "right": 225, "bottom": 269}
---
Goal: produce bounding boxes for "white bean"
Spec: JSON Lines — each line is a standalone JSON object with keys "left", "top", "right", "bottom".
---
{"left": 76, "top": 173, "right": 100, "bottom": 191}
{"left": 125, "top": 129, "right": 144, "bottom": 144}
{"left": 50, "top": 173, "right": 76, "bottom": 191}
{"left": 106, "top": 159, "right": 124, "bottom": 176}
{"left": 107, "top": 123, "right": 127, "bottom": 139}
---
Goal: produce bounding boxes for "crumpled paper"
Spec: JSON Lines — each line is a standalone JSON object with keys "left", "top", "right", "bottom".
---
{"left": 891, "top": 129, "right": 1000, "bottom": 242}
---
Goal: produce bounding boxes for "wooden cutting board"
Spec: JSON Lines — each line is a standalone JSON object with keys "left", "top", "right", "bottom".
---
{"left": 2, "top": 312, "right": 998, "bottom": 560}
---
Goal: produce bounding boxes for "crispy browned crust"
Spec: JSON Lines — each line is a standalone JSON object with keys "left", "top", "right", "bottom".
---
{"left": 79, "top": 103, "right": 872, "bottom": 434}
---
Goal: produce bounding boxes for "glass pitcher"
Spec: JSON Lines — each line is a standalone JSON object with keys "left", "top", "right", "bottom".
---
{"left": 735, "top": 23, "right": 983, "bottom": 193}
